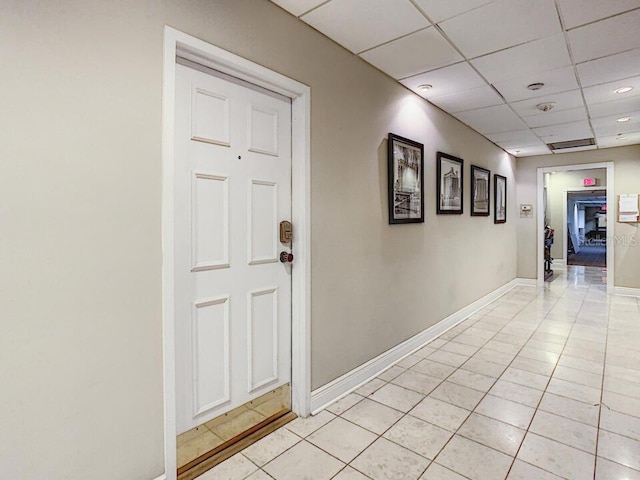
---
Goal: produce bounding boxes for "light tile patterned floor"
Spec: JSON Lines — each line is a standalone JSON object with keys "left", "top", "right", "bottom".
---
{"left": 198, "top": 266, "right": 640, "bottom": 480}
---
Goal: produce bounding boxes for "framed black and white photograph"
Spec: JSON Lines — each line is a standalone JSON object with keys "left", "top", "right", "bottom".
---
{"left": 494, "top": 174, "right": 507, "bottom": 224}
{"left": 470, "top": 165, "right": 490, "bottom": 216}
{"left": 388, "top": 133, "right": 424, "bottom": 224}
{"left": 437, "top": 152, "right": 463, "bottom": 215}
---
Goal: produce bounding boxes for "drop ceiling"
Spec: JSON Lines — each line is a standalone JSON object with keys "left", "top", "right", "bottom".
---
{"left": 271, "top": 0, "right": 640, "bottom": 157}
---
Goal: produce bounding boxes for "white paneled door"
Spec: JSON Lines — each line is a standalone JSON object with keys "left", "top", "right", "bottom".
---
{"left": 174, "top": 62, "right": 292, "bottom": 434}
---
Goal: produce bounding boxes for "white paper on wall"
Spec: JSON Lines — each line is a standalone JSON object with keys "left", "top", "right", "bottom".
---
{"left": 618, "top": 194, "right": 639, "bottom": 223}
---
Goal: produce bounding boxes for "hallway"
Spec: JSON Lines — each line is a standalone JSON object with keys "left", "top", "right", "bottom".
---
{"left": 199, "top": 266, "right": 640, "bottom": 480}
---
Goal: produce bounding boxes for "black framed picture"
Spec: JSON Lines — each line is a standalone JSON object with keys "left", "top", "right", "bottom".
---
{"left": 494, "top": 174, "right": 507, "bottom": 224}
{"left": 470, "top": 165, "right": 491, "bottom": 216}
{"left": 388, "top": 133, "right": 424, "bottom": 224}
{"left": 437, "top": 152, "right": 463, "bottom": 215}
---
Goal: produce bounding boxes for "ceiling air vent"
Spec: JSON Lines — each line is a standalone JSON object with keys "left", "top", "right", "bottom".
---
{"left": 547, "top": 138, "right": 596, "bottom": 150}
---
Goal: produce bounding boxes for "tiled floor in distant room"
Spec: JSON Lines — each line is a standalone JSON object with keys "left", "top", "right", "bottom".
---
{"left": 198, "top": 265, "right": 640, "bottom": 480}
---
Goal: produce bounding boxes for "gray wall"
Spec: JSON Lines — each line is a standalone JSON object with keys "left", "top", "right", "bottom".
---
{"left": 517, "top": 145, "right": 640, "bottom": 287}
{"left": 1, "top": 1, "right": 517, "bottom": 478}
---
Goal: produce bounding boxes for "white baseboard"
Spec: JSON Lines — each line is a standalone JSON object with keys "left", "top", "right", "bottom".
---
{"left": 152, "top": 474, "right": 166, "bottom": 480}
{"left": 515, "top": 278, "right": 537, "bottom": 287}
{"left": 310, "top": 278, "right": 531, "bottom": 414}
{"left": 614, "top": 286, "right": 640, "bottom": 297}
{"left": 553, "top": 259, "right": 565, "bottom": 266}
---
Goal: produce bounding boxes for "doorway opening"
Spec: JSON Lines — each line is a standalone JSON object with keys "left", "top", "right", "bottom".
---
{"left": 536, "top": 162, "right": 614, "bottom": 291}
{"left": 172, "top": 56, "right": 296, "bottom": 478}
{"left": 162, "top": 27, "right": 312, "bottom": 480}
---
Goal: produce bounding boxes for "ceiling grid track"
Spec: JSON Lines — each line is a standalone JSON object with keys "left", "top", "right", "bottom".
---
{"left": 272, "top": 0, "right": 640, "bottom": 156}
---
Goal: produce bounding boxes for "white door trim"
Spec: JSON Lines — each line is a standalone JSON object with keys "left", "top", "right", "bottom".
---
{"left": 161, "top": 26, "right": 311, "bottom": 480}
{"left": 536, "top": 162, "right": 614, "bottom": 292}
{"left": 561, "top": 187, "right": 606, "bottom": 265}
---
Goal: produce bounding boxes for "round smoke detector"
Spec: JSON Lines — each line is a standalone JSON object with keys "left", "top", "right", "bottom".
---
{"left": 527, "top": 82, "right": 545, "bottom": 91}
{"left": 536, "top": 102, "right": 557, "bottom": 112}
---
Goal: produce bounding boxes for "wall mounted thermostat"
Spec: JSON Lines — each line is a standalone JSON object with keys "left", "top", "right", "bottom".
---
{"left": 520, "top": 204, "right": 533, "bottom": 218}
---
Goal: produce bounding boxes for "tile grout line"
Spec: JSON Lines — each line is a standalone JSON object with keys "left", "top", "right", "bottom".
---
{"left": 337, "top": 287, "right": 540, "bottom": 479}
{"left": 214, "top": 271, "right": 636, "bottom": 480}
{"left": 503, "top": 278, "right": 590, "bottom": 479}
{"left": 408, "top": 288, "right": 554, "bottom": 478}
{"left": 592, "top": 290, "right": 613, "bottom": 480}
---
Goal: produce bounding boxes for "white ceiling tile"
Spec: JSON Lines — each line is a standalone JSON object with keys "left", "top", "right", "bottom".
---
{"left": 487, "top": 129, "right": 542, "bottom": 144}
{"left": 523, "top": 107, "right": 588, "bottom": 128}
{"left": 597, "top": 131, "right": 640, "bottom": 147}
{"left": 557, "top": 0, "right": 640, "bottom": 29}
{"left": 400, "top": 62, "right": 486, "bottom": 97}
{"left": 534, "top": 120, "right": 593, "bottom": 142}
{"left": 509, "top": 145, "right": 553, "bottom": 157}
{"left": 568, "top": 9, "right": 640, "bottom": 63}
{"left": 591, "top": 110, "right": 640, "bottom": 125}
{"left": 492, "top": 66, "right": 579, "bottom": 102}
{"left": 301, "top": 0, "right": 429, "bottom": 54}
{"left": 413, "top": 0, "right": 495, "bottom": 23}
{"left": 471, "top": 34, "right": 571, "bottom": 84}
{"left": 360, "top": 27, "right": 463, "bottom": 79}
{"left": 595, "top": 124, "right": 640, "bottom": 136}
{"left": 270, "top": 0, "right": 326, "bottom": 17}
{"left": 593, "top": 115, "right": 640, "bottom": 136}
{"left": 587, "top": 96, "right": 640, "bottom": 117}
{"left": 510, "top": 90, "right": 585, "bottom": 116}
{"left": 576, "top": 48, "right": 640, "bottom": 87}
{"left": 439, "top": 0, "right": 561, "bottom": 58}
{"left": 430, "top": 85, "right": 504, "bottom": 112}
{"left": 497, "top": 137, "right": 548, "bottom": 149}
{"left": 455, "top": 104, "right": 528, "bottom": 134}
{"left": 582, "top": 75, "right": 640, "bottom": 104}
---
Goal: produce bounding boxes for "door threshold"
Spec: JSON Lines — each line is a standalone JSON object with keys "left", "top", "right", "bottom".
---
{"left": 177, "top": 410, "right": 296, "bottom": 480}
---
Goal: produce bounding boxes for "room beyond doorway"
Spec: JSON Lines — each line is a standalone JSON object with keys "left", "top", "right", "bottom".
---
{"left": 566, "top": 190, "right": 607, "bottom": 268}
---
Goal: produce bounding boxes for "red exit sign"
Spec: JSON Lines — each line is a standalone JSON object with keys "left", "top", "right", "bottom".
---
{"left": 583, "top": 178, "right": 596, "bottom": 186}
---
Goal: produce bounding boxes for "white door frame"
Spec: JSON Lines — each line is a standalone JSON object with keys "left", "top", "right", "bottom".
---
{"left": 562, "top": 187, "right": 606, "bottom": 264}
{"left": 536, "top": 161, "right": 614, "bottom": 292}
{"left": 161, "top": 26, "right": 311, "bottom": 480}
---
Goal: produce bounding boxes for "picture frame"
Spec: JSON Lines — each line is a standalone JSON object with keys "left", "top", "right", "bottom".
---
{"left": 494, "top": 174, "right": 507, "bottom": 224}
{"left": 470, "top": 165, "right": 491, "bottom": 216}
{"left": 436, "top": 152, "right": 463, "bottom": 215}
{"left": 388, "top": 133, "right": 424, "bottom": 224}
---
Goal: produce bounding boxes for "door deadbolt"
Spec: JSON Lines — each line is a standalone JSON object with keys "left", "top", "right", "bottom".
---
{"left": 279, "top": 221, "right": 293, "bottom": 243}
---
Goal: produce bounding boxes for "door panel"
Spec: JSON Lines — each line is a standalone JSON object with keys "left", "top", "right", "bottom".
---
{"left": 191, "top": 172, "right": 229, "bottom": 271}
{"left": 175, "top": 62, "right": 292, "bottom": 434}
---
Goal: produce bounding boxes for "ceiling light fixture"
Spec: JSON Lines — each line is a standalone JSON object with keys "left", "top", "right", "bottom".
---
{"left": 616, "top": 116, "right": 631, "bottom": 122}
{"left": 527, "top": 82, "right": 545, "bottom": 91}
{"left": 536, "top": 102, "right": 557, "bottom": 112}
{"left": 615, "top": 86, "right": 633, "bottom": 94}
{"left": 417, "top": 84, "right": 432, "bottom": 92}
{"left": 514, "top": 150, "right": 521, "bottom": 153}
{"left": 616, "top": 135, "right": 627, "bottom": 140}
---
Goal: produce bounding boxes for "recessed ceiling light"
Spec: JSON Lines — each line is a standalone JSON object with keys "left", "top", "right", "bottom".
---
{"left": 514, "top": 150, "right": 521, "bottom": 153}
{"left": 417, "top": 84, "right": 432, "bottom": 92}
{"left": 615, "top": 86, "right": 633, "bottom": 94}
{"left": 527, "top": 82, "right": 545, "bottom": 91}
{"left": 616, "top": 116, "right": 631, "bottom": 122}
{"left": 616, "top": 135, "right": 627, "bottom": 140}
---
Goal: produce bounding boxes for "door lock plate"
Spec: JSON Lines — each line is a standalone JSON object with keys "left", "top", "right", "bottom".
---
{"left": 280, "top": 221, "right": 293, "bottom": 243}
